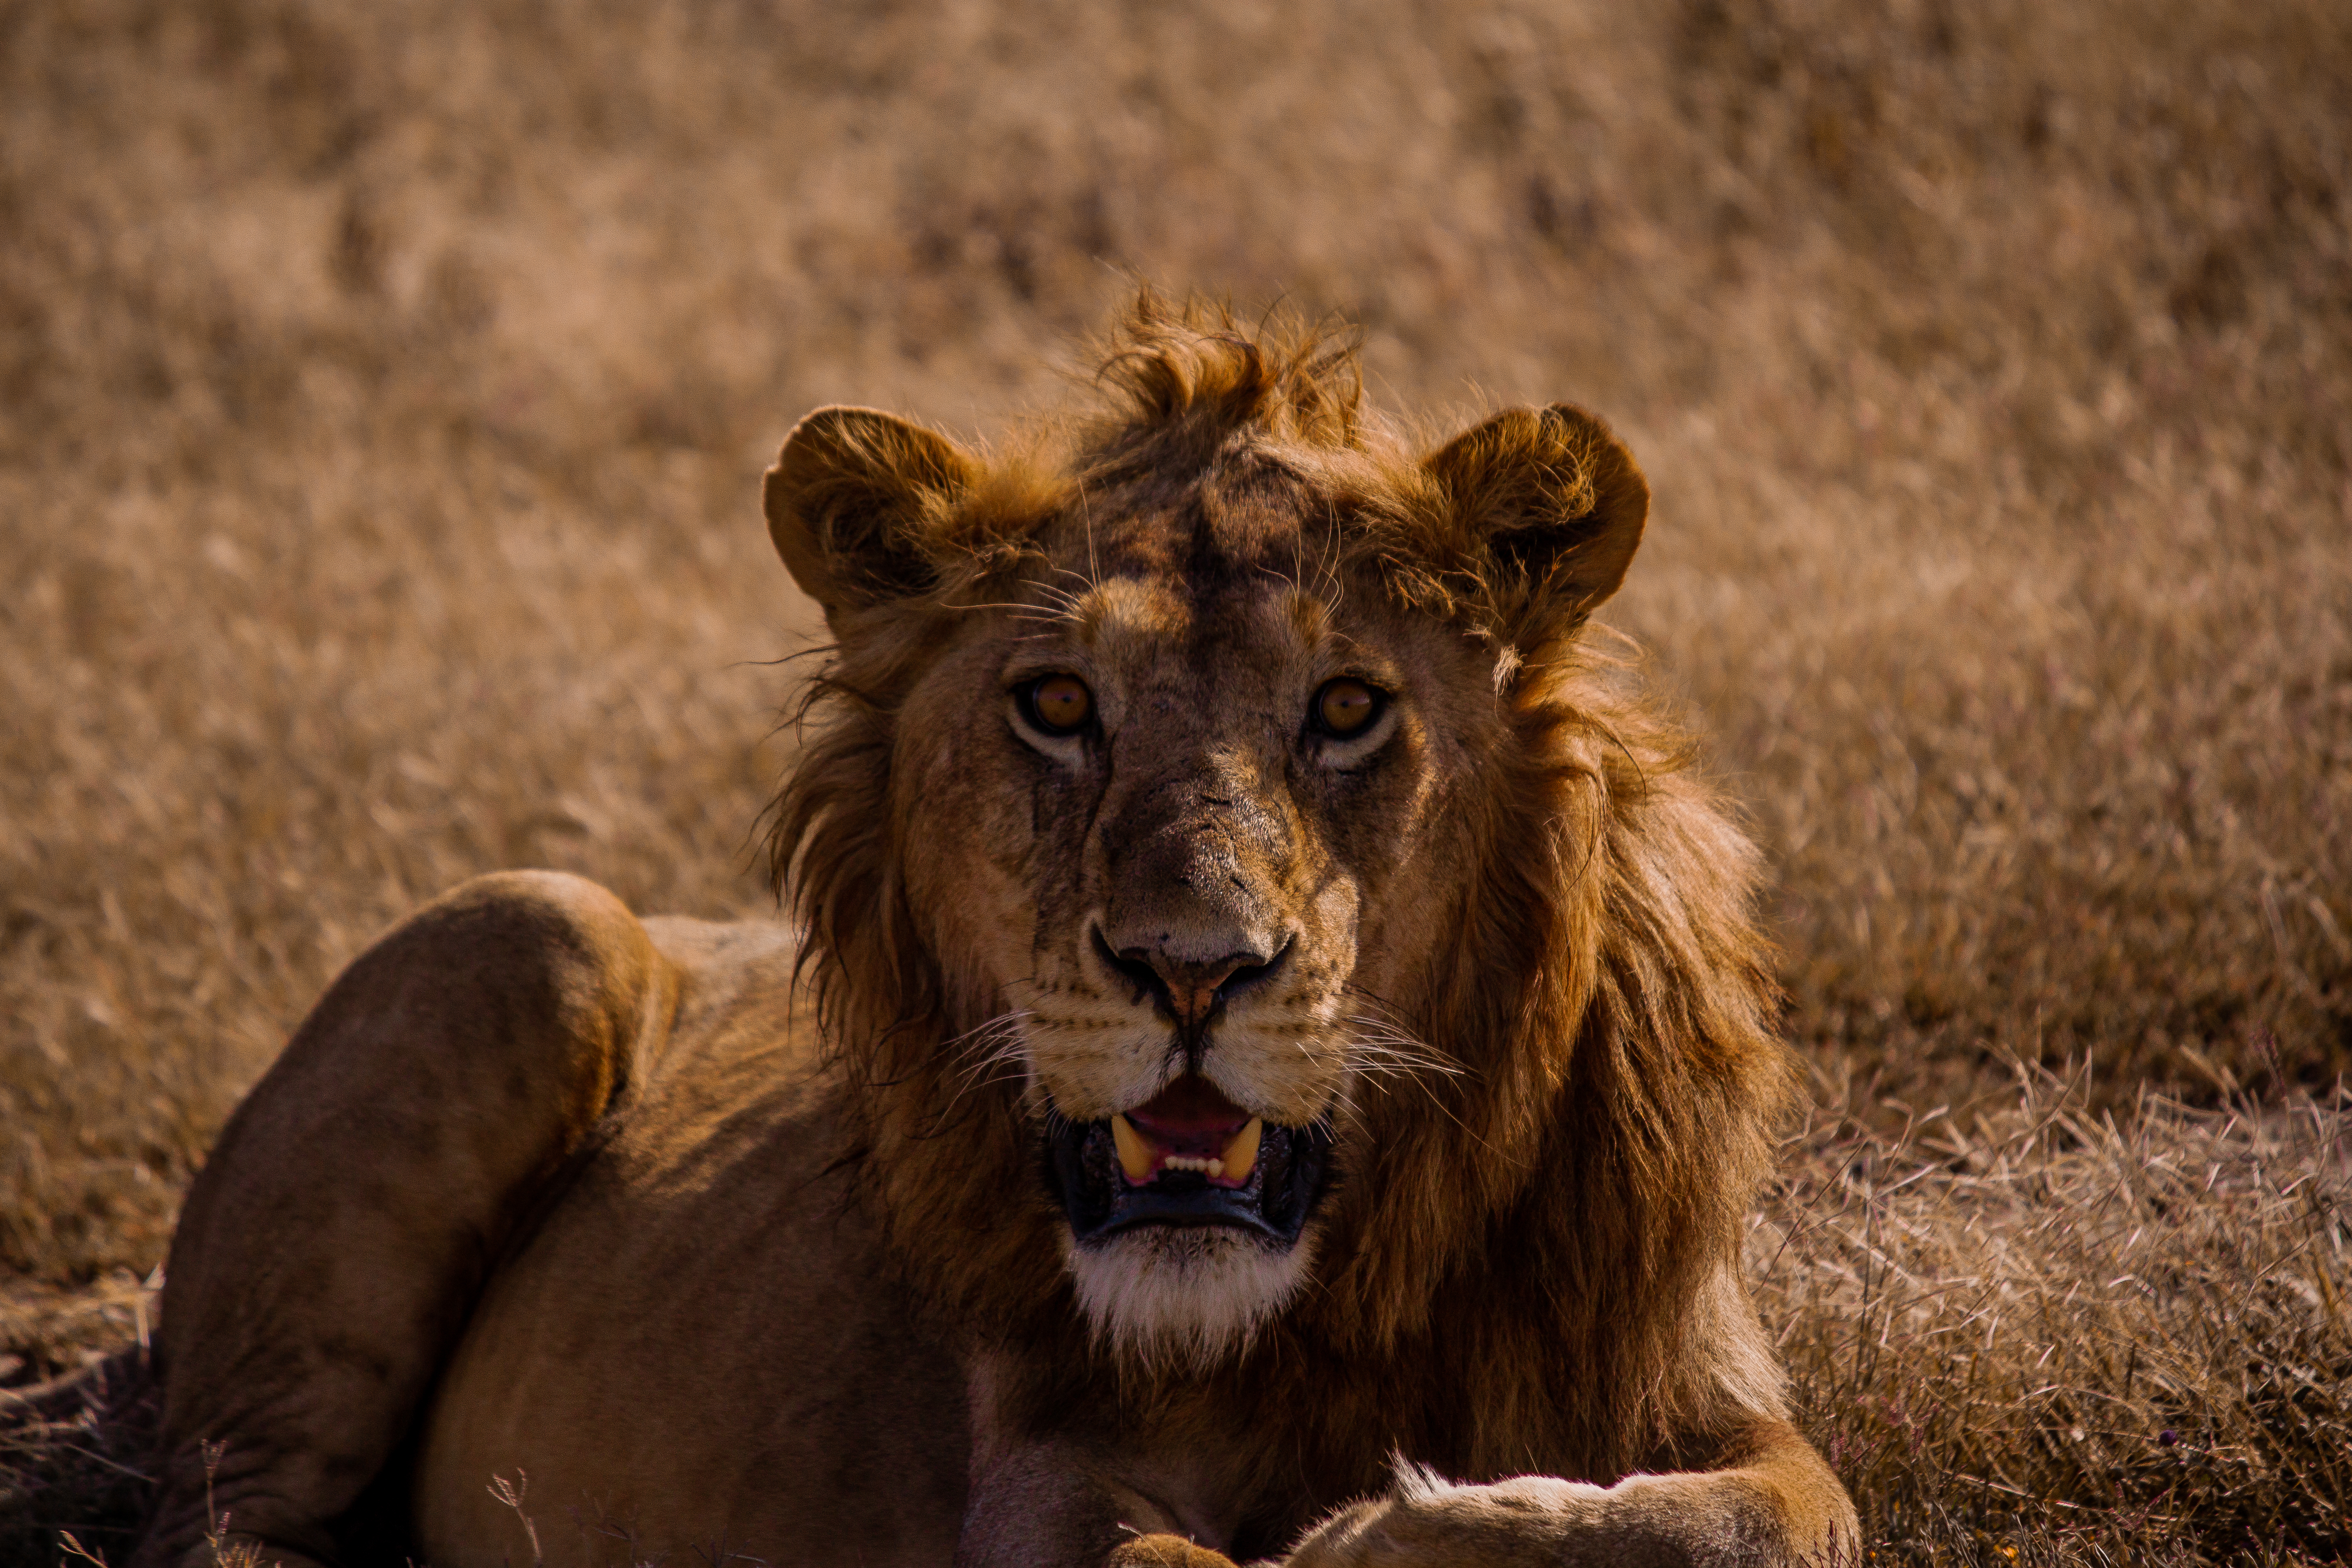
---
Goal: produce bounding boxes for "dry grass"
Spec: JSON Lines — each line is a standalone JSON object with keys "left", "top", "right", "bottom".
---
{"left": 1766, "top": 1069, "right": 2352, "bottom": 1562}
{"left": 1, "top": 0, "right": 2348, "bottom": 1561}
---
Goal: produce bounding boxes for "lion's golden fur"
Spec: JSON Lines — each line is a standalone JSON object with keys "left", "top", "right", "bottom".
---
{"left": 770, "top": 294, "right": 1798, "bottom": 1481}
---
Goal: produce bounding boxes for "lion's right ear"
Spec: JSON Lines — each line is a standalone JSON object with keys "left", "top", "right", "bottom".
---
{"left": 763, "top": 406, "right": 978, "bottom": 618}
{"left": 1420, "top": 403, "right": 1649, "bottom": 635}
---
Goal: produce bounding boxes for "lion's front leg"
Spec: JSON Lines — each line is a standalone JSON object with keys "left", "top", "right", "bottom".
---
{"left": 1284, "top": 1420, "right": 1858, "bottom": 1568}
{"left": 957, "top": 1437, "right": 1244, "bottom": 1568}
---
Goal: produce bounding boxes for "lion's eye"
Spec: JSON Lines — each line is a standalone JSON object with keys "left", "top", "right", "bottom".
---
{"left": 1313, "top": 678, "right": 1383, "bottom": 737}
{"left": 1024, "top": 674, "right": 1094, "bottom": 735}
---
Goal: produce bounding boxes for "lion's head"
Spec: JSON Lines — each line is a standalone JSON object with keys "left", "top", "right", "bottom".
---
{"left": 765, "top": 298, "right": 1787, "bottom": 1421}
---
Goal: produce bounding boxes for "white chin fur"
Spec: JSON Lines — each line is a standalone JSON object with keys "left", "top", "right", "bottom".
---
{"left": 1069, "top": 1226, "right": 1312, "bottom": 1372}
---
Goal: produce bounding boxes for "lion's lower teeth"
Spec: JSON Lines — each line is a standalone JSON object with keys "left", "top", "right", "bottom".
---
{"left": 1161, "top": 1155, "right": 1223, "bottom": 1176}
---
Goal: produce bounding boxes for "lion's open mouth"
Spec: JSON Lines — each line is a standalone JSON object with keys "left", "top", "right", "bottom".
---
{"left": 1048, "top": 1075, "right": 1334, "bottom": 1246}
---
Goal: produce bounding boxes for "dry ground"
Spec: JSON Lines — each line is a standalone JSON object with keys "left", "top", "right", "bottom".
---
{"left": 2, "top": 0, "right": 2348, "bottom": 1562}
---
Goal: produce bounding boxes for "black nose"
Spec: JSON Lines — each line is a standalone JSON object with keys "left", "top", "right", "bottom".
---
{"left": 1091, "top": 929, "right": 1287, "bottom": 1035}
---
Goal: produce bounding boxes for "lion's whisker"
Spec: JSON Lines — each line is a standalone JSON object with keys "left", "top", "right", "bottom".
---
{"left": 939, "top": 1014, "right": 1040, "bottom": 1117}
{"left": 1339, "top": 1015, "right": 1468, "bottom": 1081}
{"left": 942, "top": 1008, "right": 1035, "bottom": 1060}
{"left": 949, "top": 1030, "right": 1033, "bottom": 1083}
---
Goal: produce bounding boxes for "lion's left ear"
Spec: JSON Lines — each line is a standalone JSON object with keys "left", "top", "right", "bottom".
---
{"left": 763, "top": 405, "right": 978, "bottom": 621}
{"left": 1420, "top": 403, "right": 1650, "bottom": 630}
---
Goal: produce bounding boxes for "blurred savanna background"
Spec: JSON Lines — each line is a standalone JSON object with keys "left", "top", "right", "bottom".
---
{"left": 2, "top": 0, "right": 2348, "bottom": 1561}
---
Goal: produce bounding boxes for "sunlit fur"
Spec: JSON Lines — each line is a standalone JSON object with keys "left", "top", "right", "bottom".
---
{"left": 765, "top": 292, "right": 1801, "bottom": 1475}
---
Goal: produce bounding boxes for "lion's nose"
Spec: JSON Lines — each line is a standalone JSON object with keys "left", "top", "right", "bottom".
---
{"left": 1092, "top": 930, "right": 1288, "bottom": 1034}
{"left": 1133, "top": 951, "right": 1258, "bottom": 1031}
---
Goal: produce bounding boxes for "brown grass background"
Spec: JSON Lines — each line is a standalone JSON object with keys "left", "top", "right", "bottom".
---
{"left": 2, "top": 0, "right": 2348, "bottom": 1562}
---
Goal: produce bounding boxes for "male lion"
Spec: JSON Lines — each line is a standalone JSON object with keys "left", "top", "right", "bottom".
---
{"left": 132, "top": 299, "right": 1857, "bottom": 1568}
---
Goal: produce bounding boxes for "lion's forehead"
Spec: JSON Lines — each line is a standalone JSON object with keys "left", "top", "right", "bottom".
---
{"left": 1039, "top": 452, "right": 1326, "bottom": 566}
{"left": 1037, "top": 573, "right": 1342, "bottom": 727}
{"left": 1021, "top": 514, "right": 1354, "bottom": 687}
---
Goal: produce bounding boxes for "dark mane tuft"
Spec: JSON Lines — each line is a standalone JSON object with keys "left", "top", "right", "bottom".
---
{"left": 1078, "top": 291, "right": 1369, "bottom": 473}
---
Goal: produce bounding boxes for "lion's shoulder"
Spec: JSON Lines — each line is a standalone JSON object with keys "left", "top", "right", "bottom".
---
{"left": 622, "top": 911, "right": 817, "bottom": 1102}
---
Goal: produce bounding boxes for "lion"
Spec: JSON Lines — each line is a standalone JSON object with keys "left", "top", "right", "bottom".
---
{"left": 130, "top": 296, "right": 1858, "bottom": 1568}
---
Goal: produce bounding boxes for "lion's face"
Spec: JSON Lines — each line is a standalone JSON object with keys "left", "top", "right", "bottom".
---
{"left": 766, "top": 376, "right": 1647, "bottom": 1366}
{"left": 891, "top": 505, "right": 1487, "bottom": 1360}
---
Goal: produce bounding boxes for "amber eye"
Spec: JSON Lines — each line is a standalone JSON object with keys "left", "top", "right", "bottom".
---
{"left": 1314, "top": 678, "right": 1383, "bottom": 737}
{"left": 1024, "top": 673, "right": 1094, "bottom": 735}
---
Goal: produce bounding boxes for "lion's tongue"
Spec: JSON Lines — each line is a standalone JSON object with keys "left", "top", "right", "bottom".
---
{"left": 1113, "top": 1076, "right": 1262, "bottom": 1187}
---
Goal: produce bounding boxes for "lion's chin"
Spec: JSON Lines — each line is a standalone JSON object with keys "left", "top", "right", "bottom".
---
{"left": 1067, "top": 1225, "right": 1315, "bottom": 1373}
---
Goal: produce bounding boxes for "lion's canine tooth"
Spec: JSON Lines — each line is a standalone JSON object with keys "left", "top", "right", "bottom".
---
{"left": 1222, "top": 1117, "right": 1262, "bottom": 1182}
{"left": 1112, "top": 1114, "right": 1154, "bottom": 1181}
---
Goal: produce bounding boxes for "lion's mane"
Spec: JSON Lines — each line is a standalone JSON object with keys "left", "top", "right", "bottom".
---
{"left": 765, "top": 295, "right": 1796, "bottom": 1483}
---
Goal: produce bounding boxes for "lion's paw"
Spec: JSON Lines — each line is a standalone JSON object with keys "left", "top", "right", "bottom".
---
{"left": 1280, "top": 1466, "right": 1836, "bottom": 1568}
{"left": 1107, "top": 1532, "right": 1241, "bottom": 1568}
{"left": 1283, "top": 1472, "right": 1615, "bottom": 1567}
